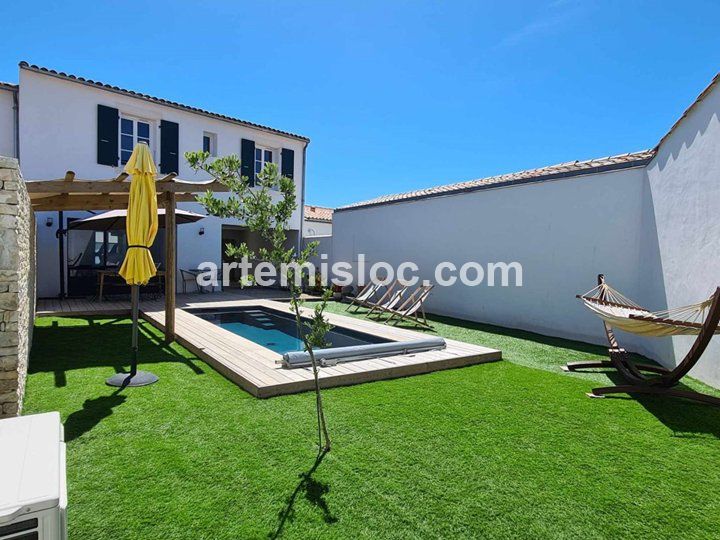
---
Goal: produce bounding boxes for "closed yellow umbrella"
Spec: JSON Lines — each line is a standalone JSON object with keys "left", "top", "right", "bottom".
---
{"left": 107, "top": 142, "right": 159, "bottom": 387}
{"left": 119, "top": 142, "right": 158, "bottom": 285}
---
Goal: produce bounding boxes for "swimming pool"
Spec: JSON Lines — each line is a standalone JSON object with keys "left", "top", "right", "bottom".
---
{"left": 185, "top": 306, "right": 390, "bottom": 354}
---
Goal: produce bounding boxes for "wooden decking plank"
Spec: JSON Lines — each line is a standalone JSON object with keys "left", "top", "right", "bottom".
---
{"left": 144, "top": 309, "right": 300, "bottom": 386}
{"left": 35, "top": 291, "right": 501, "bottom": 397}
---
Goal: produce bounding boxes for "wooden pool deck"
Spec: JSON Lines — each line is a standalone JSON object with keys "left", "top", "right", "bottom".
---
{"left": 37, "top": 292, "right": 502, "bottom": 397}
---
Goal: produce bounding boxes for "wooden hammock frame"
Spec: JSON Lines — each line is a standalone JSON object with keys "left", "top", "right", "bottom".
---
{"left": 565, "top": 274, "right": 720, "bottom": 406}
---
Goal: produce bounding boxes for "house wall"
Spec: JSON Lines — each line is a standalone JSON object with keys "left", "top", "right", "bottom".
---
{"left": 303, "top": 219, "right": 332, "bottom": 237}
{"left": 18, "top": 68, "right": 307, "bottom": 297}
{"left": 0, "top": 87, "right": 16, "bottom": 158}
{"left": 305, "top": 234, "right": 332, "bottom": 272}
{"left": 641, "top": 82, "right": 720, "bottom": 386}
{"left": 333, "top": 166, "right": 651, "bottom": 351}
{"left": 0, "top": 157, "right": 35, "bottom": 418}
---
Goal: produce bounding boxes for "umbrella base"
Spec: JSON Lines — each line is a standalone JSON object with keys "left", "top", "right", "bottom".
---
{"left": 106, "top": 370, "right": 159, "bottom": 388}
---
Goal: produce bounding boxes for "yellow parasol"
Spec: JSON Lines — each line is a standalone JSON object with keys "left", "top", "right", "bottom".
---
{"left": 119, "top": 142, "right": 158, "bottom": 285}
{"left": 107, "top": 142, "right": 159, "bottom": 387}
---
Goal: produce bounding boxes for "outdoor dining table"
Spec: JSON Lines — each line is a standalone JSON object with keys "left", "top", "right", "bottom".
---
{"left": 97, "top": 269, "right": 165, "bottom": 300}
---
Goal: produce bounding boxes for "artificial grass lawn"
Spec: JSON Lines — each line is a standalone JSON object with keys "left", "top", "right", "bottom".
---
{"left": 23, "top": 307, "right": 720, "bottom": 539}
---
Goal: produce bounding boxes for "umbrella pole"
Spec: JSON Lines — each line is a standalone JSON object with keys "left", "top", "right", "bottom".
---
{"left": 130, "top": 284, "right": 139, "bottom": 377}
{"left": 106, "top": 284, "right": 159, "bottom": 388}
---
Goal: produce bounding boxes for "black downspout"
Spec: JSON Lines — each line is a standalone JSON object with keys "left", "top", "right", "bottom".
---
{"left": 298, "top": 141, "right": 309, "bottom": 253}
{"left": 12, "top": 87, "right": 19, "bottom": 159}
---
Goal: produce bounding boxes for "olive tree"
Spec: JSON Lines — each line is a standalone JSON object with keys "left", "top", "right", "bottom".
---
{"left": 186, "top": 151, "right": 332, "bottom": 452}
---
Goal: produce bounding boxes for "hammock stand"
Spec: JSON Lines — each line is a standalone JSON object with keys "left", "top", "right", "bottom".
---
{"left": 564, "top": 274, "right": 720, "bottom": 406}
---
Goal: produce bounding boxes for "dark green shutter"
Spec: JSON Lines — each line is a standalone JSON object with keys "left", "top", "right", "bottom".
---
{"left": 281, "top": 148, "right": 295, "bottom": 179}
{"left": 241, "top": 139, "right": 255, "bottom": 186}
{"left": 160, "top": 120, "right": 179, "bottom": 174}
{"left": 97, "top": 105, "right": 119, "bottom": 166}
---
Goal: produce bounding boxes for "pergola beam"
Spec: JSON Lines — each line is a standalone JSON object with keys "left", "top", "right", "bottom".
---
{"left": 26, "top": 178, "right": 228, "bottom": 194}
{"left": 31, "top": 193, "right": 201, "bottom": 211}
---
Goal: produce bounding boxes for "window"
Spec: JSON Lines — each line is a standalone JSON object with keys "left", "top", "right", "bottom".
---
{"left": 120, "top": 116, "right": 152, "bottom": 165}
{"left": 203, "top": 132, "right": 217, "bottom": 156}
{"left": 255, "top": 146, "right": 274, "bottom": 175}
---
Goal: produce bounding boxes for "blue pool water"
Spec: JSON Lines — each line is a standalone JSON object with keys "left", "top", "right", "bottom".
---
{"left": 185, "top": 306, "right": 389, "bottom": 354}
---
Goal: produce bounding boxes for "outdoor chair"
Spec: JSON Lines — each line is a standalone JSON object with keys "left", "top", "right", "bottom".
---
{"left": 346, "top": 282, "right": 382, "bottom": 311}
{"left": 180, "top": 269, "right": 201, "bottom": 294}
{"left": 365, "top": 281, "right": 408, "bottom": 317}
{"left": 378, "top": 284, "right": 434, "bottom": 328}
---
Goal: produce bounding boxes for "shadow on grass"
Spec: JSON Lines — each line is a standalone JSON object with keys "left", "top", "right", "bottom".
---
{"left": 635, "top": 395, "right": 720, "bottom": 438}
{"left": 64, "top": 389, "right": 127, "bottom": 442}
{"left": 269, "top": 449, "right": 336, "bottom": 539}
{"left": 586, "top": 370, "right": 720, "bottom": 438}
{"left": 30, "top": 317, "right": 205, "bottom": 387}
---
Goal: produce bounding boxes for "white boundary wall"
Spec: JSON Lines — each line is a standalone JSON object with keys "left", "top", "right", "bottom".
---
{"left": 333, "top": 79, "right": 720, "bottom": 388}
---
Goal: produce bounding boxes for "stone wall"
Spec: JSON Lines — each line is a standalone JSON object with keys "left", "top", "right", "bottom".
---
{"left": 0, "top": 156, "right": 35, "bottom": 418}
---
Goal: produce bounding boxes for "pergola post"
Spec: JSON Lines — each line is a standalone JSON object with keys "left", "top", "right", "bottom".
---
{"left": 164, "top": 192, "right": 176, "bottom": 343}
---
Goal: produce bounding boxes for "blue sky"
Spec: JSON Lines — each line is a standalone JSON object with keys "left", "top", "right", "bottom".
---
{"left": 1, "top": 0, "right": 719, "bottom": 208}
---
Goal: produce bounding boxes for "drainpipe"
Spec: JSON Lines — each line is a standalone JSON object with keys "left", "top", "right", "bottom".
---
{"left": 12, "top": 87, "right": 19, "bottom": 159}
{"left": 298, "top": 141, "right": 309, "bottom": 253}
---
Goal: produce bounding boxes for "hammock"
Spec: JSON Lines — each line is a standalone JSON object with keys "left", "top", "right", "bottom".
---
{"left": 566, "top": 274, "right": 720, "bottom": 406}
{"left": 578, "top": 282, "right": 719, "bottom": 337}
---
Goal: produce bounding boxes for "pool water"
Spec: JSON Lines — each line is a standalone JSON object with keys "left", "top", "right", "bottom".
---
{"left": 185, "top": 306, "right": 390, "bottom": 354}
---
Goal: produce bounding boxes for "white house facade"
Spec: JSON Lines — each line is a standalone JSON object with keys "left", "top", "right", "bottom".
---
{"left": 333, "top": 73, "right": 720, "bottom": 388}
{"left": 0, "top": 82, "right": 17, "bottom": 159}
{"left": 303, "top": 205, "right": 333, "bottom": 237}
{"left": 1, "top": 62, "right": 309, "bottom": 298}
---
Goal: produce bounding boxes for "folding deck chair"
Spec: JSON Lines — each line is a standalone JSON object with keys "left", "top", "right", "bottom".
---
{"left": 346, "top": 281, "right": 382, "bottom": 311}
{"left": 365, "top": 281, "right": 408, "bottom": 317}
{"left": 379, "top": 284, "right": 434, "bottom": 328}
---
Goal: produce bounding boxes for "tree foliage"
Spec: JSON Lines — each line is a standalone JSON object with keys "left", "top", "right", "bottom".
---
{"left": 187, "top": 150, "right": 332, "bottom": 451}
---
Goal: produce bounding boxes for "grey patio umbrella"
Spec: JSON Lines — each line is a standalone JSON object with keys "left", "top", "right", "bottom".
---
{"left": 68, "top": 208, "right": 205, "bottom": 231}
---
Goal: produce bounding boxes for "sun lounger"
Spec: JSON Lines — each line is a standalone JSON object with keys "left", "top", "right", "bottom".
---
{"left": 365, "top": 281, "right": 408, "bottom": 316}
{"left": 380, "top": 284, "right": 434, "bottom": 328}
{"left": 346, "top": 281, "right": 382, "bottom": 311}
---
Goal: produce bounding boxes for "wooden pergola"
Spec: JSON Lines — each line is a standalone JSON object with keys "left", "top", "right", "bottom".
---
{"left": 26, "top": 171, "right": 230, "bottom": 343}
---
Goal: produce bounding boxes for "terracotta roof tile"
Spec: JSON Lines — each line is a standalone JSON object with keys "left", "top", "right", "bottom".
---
{"left": 337, "top": 149, "right": 655, "bottom": 211}
{"left": 19, "top": 62, "right": 309, "bottom": 142}
{"left": 304, "top": 205, "right": 333, "bottom": 222}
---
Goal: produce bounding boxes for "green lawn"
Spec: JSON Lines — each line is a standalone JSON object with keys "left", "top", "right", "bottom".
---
{"left": 23, "top": 306, "right": 720, "bottom": 539}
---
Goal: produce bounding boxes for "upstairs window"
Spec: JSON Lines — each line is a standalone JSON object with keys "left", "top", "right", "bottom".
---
{"left": 255, "top": 146, "right": 273, "bottom": 175}
{"left": 203, "top": 132, "right": 217, "bottom": 156}
{"left": 120, "top": 116, "right": 152, "bottom": 164}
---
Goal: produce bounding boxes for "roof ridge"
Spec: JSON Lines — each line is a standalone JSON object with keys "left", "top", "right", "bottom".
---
{"left": 18, "top": 61, "right": 310, "bottom": 142}
{"left": 337, "top": 149, "right": 655, "bottom": 211}
{"left": 653, "top": 71, "right": 720, "bottom": 152}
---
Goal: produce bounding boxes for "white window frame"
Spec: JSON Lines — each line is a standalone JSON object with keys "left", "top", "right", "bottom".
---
{"left": 203, "top": 131, "right": 217, "bottom": 157}
{"left": 119, "top": 114, "right": 155, "bottom": 165}
{"left": 254, "top": 145, "right": 275, "bottom": 176}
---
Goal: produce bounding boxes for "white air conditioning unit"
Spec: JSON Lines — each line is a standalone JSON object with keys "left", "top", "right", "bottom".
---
{"left": 0, "top": 412, "right": 67, "bottom": 540}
